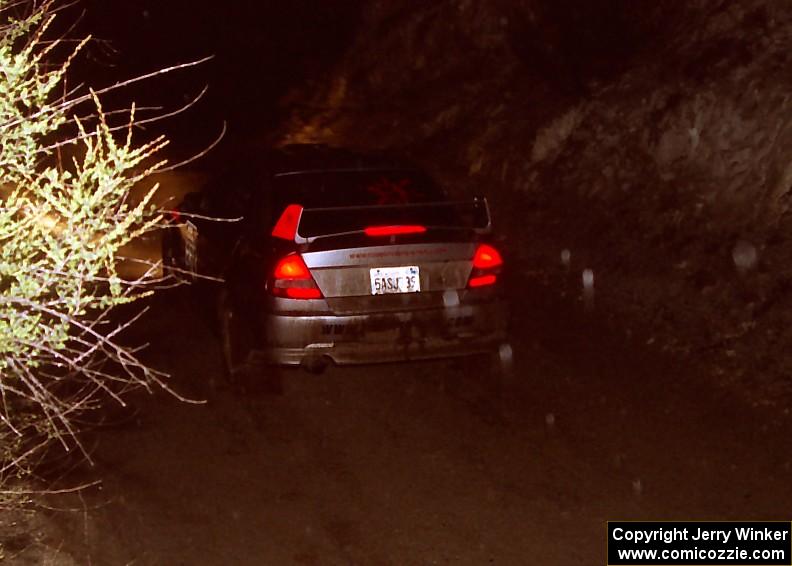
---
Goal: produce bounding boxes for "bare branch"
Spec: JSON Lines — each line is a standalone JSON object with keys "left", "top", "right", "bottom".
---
{"left": 155, "top": 120, "right": 227, "bottom": 173}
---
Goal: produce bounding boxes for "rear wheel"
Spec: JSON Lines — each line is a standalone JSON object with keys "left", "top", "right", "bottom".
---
{"left": 217, "top": 290, "right": 252, "bottom": 387}
{"left": 442, "top": 346, "right": 513, "bottom": 401}
{"left": 483, "top": 343, "right": 515, "bottom": 395}
{"left": 436, "top": 353, "right": 507, "bottom": 424}
{"left": 160, "top": 229, "right": 179, "bottom": 280}
{"left": 161, "top": 226, "right": 191, "bottom": 282}
{"left": 217, "top": 290, "right": 284, "bottom": 394}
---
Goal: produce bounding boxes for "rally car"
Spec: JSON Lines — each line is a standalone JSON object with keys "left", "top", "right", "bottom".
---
{"left": 162, "top": 144, "right": 510, "bottom": 388}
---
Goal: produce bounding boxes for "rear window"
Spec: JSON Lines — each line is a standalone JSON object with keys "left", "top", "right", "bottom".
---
{"left": 270, "top": 169, "right": 489, "bottom": 239}
{"left": 272, "top": 169, "right": 445, "bottom": 210}
{"left": 296, "top": 200, "right": 490, "bottom": 239}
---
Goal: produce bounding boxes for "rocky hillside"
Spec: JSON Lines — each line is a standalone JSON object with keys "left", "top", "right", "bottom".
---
{"left": 280, "top": 0, "right": 792, "bottom": 405}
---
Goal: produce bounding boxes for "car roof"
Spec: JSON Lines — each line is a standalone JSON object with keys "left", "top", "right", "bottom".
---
{"left": 263, "top": 144, "right": 419, "bottom": 177}
{"left": 200, "top": 144, "right": 434, "bottom": 212}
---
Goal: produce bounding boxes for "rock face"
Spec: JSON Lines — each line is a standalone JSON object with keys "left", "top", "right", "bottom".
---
{"left": 281, "top": 0, "right": 792, "bottom": 403}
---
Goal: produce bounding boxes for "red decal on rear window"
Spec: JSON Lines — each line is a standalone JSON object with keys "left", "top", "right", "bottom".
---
{"left": 366, "top": 178, "right": 412, "bottom": 205}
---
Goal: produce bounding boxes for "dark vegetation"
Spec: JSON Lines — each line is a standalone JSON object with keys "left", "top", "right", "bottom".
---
{"left": 78, "top": 0, "right": 363, "bottom": 151}
{"left": 282, "top": 0, "right": 792, "bottom": 406}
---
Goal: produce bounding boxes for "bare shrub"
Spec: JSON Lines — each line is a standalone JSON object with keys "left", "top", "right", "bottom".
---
{"left": 0, "top": 0, "right": 202, "bottom": 487}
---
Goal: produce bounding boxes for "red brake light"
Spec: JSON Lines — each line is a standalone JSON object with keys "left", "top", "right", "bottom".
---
{"left": 283, "top": 287, "right": 322, "bottom": 299}
{"left": 468, "top": 274, "right": 497, "bottom": 288}
{"left": 467, "top": 243, "right": 503, "bottom": 289}
{"left": 472, "top": 244, "right": 503, "bottom": 269}
{"left": 271, "top": 253, "right": 322, "bottom": 300}
{"left": 271, "top": 204, "right": 303, "bottom": 240}
{"left": 274, "top": 254, "right": 311, "bottom": 280}
{"left": 364, "top": 225, "right": 427, "bottom": 237}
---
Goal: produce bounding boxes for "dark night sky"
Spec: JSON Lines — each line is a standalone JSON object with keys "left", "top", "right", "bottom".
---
{"left": 72, "top": 1, "right": 362, "bottom": 160}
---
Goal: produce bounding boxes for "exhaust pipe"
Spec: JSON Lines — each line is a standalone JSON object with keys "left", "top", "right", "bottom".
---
{"left": 300, "top": 355, "right": 329, "bottom": 375}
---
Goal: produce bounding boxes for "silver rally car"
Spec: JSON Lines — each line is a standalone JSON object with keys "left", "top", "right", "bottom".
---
{"left": 163, "top": 145, "right": 510, "bottom": 387}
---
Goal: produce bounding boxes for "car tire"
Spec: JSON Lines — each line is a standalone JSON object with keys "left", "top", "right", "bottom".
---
{"left": 457, "top": 347, "right": 513, "bottom": 400}
{"left": 439, "top": 354, "right": 508, "bottom": 424}
{"left": 217, "top": 289, "right": 253, "bottom": 385}
{"left": 161, "top": 228, "right": 183, "bottom": 281}
{"left": 483, "top": 344, "right": 515, "bottom": 393}
{"left": 217, "top": 290, "right": 285, "bottom": 395}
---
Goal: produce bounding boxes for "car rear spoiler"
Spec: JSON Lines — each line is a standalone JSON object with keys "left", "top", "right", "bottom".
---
{"left": 289, "top": 197, "right": 493, "bottom": 244}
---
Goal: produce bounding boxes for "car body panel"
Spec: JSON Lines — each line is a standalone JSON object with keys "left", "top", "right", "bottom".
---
{"left": 257, "top": 299, "right": 507, "bottom": 366}
{"left": 303, "top": 242, "right": 475, "bottom": 304}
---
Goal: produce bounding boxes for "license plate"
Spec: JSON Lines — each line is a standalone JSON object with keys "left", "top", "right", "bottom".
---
{"left": 370, "top": 266, "right": 420, "bottom": 295}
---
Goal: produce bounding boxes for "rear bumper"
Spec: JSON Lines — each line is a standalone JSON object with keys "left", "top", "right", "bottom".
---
{"left": 253, "top": 301, "right": 508, "bottom": 367}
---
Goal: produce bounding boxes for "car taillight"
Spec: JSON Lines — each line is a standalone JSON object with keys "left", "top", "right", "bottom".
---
{"left": 270, "top": 253, "right": 322, "bottom": 299}
{"left": 364, "top": 225, "right": 427, "bottom": 237}
{"left": 468, "top": 274, "right": 497, "bottom": 288}
{"left": 472, "top": 244, "right": 503, "bottom": 269}
{"left": 467, "top": 243, "right": 503, "bottom": 288}
{"left": 271, "top": 204, "right": 303, "bottom": 241}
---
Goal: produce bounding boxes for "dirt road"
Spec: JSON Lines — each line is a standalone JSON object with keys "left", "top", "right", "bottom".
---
{"left": 42, "top": 282, "right": 792, "bottom": 565}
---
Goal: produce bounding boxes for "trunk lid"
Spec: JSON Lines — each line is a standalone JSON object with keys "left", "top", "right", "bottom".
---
{"left": 303, "top": 241, "right": 476, "bottom": 315}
